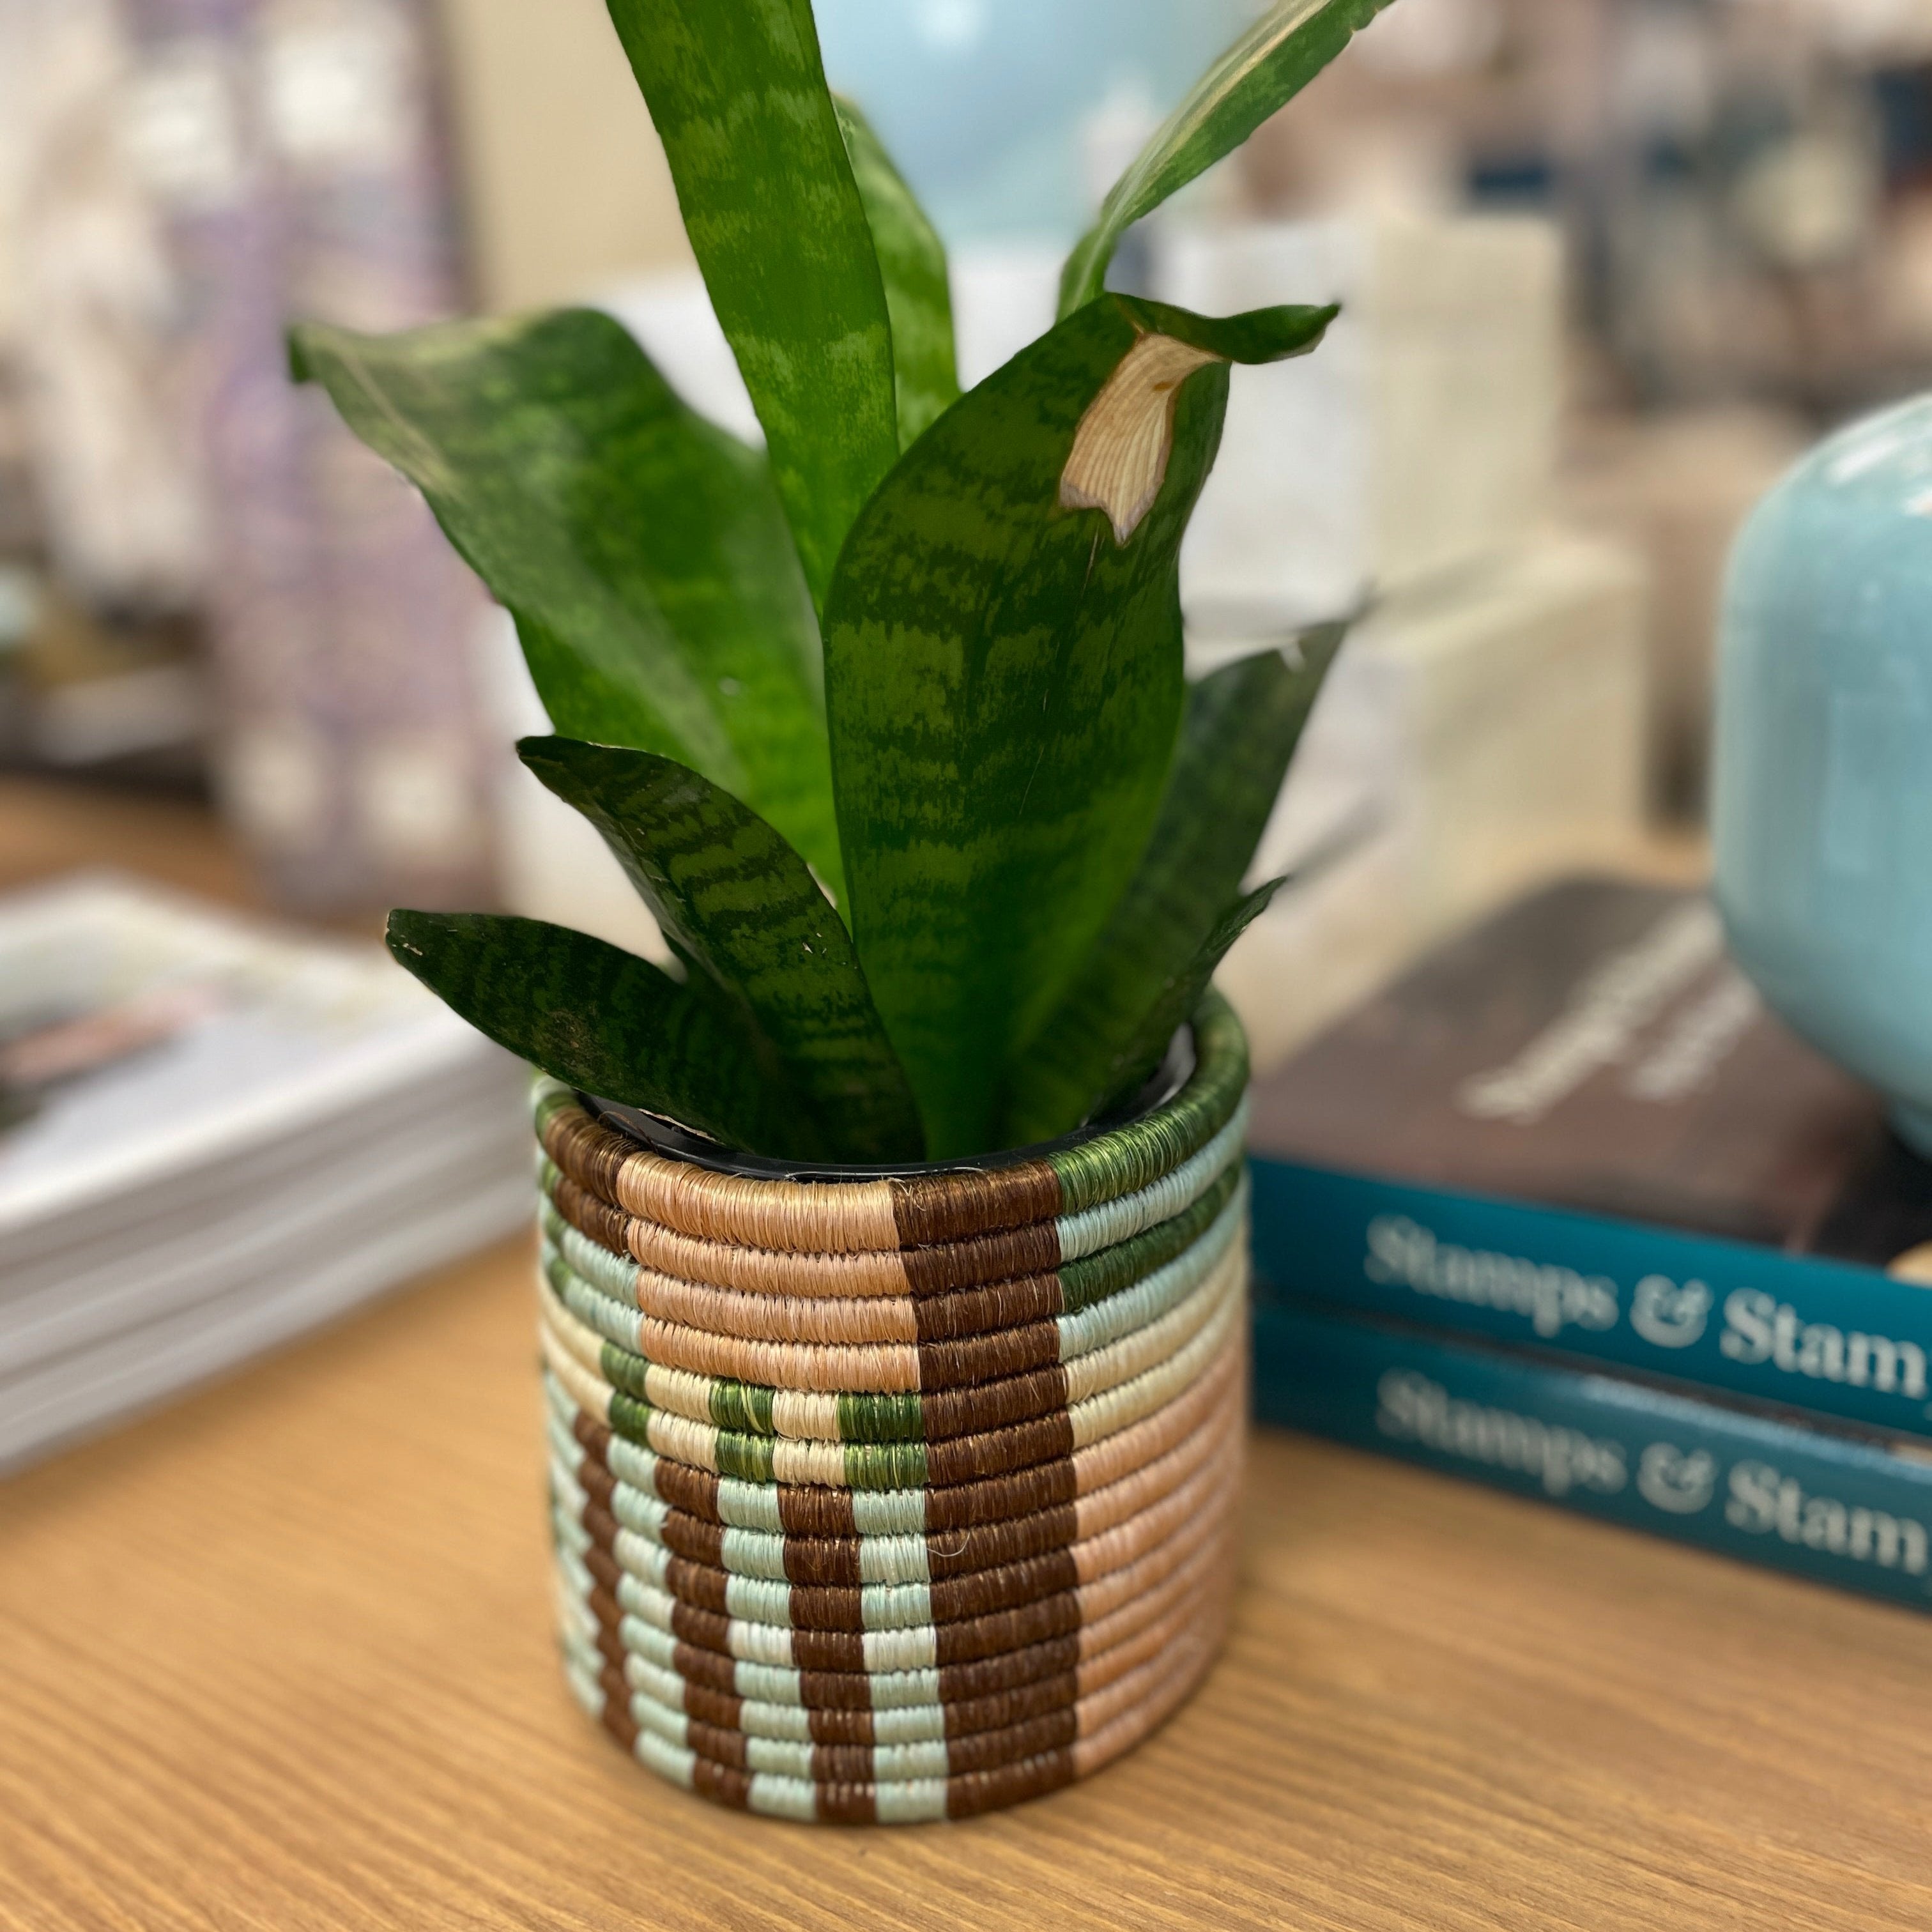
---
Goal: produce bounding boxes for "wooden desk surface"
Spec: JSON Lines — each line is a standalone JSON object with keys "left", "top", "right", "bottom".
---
{"left": 2, "top": 783, "right": 1928, "bottom": 1931}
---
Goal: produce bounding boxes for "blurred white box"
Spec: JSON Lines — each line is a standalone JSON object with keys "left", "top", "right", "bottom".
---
{"left": 1216, "top": 533, "right": 1650, "bottom": 1071}
{"left": 599, "top": 243, "right": 1067, "bottom": 441}
{"left": 1160, "top": 216, "right": 1565, "bottom": 628}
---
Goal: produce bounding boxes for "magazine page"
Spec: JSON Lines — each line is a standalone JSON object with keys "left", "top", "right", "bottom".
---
{"left": 0, "top": 873, "right": 505, "bottom": 1232}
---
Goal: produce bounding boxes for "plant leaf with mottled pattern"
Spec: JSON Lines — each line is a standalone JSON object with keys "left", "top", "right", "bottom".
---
{"left": 1092, "top": 879, "right": 1285, "bottom": 1127}
{"left": 518, "top": 736, "right": 924, "bottom": 1163}
{"left": 999, "top": 625, "right": 1347, "bottom": 1143}
{"left": 386, "top": 911, "right": 815, "bottom": 1156}
{"left": 606, "top": 0, "right": 899, "bottom": 617}
{"left": 834, "top": 96, "right": 960, "bottom": 449}
{"left": 1059, "top": 0, "right": 1397, "bottom": 316}
{"left": 289, "top": 309, "right": 844, "bottom": 901}
{"left": 824, "top": 294, "right": 1334, "bottom": 1157}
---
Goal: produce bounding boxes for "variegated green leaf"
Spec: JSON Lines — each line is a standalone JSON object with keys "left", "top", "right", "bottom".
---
{"left": 289, "top": 309, "right": 844, "bottom": 901}
{"left": 387, "top": 911, "right": 813, "bottom": 1156}
{"left": 1059, "top": 0, "right": 1397, "bottom": 316}
{"left": 606, "top": 0, "right": 899, "bottom": 616}
{"left": 834, "top": 96, "right": 960, "bottom": 450}
{"left": 518, "top": 737, "right": 924, "bottom": 1163}
{"left": 1000, "top": 626, "right": 1347, "bottom": 1143}
{"left": 1091, "top": 879, "right": 1285, "bottom": 1126}
{"left": 824, "top": 294, "right": 1334, "bottom": 1156}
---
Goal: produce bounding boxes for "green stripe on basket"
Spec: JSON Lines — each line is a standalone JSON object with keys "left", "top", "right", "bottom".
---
{"left": 838, "top": 1388, "right": 924, "bottom": 1445}
{"left": 1045, "top": 992, "right": 1248, "bottom": 1214}
{"left": 711, "top": 1377, "right": 775, "bottom": 1436}
{"left": 597, "top": 1378, "right": 932, "bottom": 1491}
{"left": 841, "top": 1437, "right": 930, "bottom": 1489}
{"left": 544, "top": 1246, "right": 926, "bottom": 1444}
{"left": 1057, "top": 1159, "right": 1241, "bottom": 1314}
{"left": 532, "top": 1077, "right": 576, "bottom": 1140}
{"left": 602, "top": 1384, "right": 774, "bottom": 1483}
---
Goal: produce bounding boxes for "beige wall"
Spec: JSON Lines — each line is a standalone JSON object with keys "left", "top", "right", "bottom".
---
{"left": 434, "top": 0, "right": 691, "bottom": 313}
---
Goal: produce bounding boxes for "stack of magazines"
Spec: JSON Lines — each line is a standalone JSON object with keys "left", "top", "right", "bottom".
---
{"left": 0, "top": 874, "right": 531, "bottom": 1471}
{"left": 1248, "top": 877, "right": 1932, "bottom": 1613}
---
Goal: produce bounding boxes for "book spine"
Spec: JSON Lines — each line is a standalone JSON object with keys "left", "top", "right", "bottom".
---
{"left": 1252, "top": 1293, "right": 1932, "bottom": 1614}
{"left": 1248, "top": 1153, "right": 1932, "bottom": 1444}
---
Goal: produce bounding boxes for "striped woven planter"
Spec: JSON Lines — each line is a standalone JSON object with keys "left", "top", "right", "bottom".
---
{"left": 533, "top": 993, "right": 1252, "bottom": 1822}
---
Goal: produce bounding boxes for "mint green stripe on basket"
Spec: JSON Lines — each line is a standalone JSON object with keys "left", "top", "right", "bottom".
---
{"left": 560, "top": 1626, "right": 967, "bottom": 1784}
{"left": 560, "top": 1547, "right": 956, "bottom": 1678}
{"left": 1057, "top": 1158, "right": 1240, "bottom": 1313}
{"left": 553, "top": 1550, "right": 954, "bottom": 1710}
{"left": 542, "top": 1370, "right": 936, "bottom": 1539}
{"left": 1056, "top": 1174, "right": 1246, "bottom": 1361}
{"left": 1052, "top": 1099, "right": 1246, "bottom": 1264}
{"left": 553, "top": 1478, "right": 945, "bottom": 1634}
{"left": 548, "top": 1414, "right": 935, "bottom": 1587}
{"left": 544, "top": 1198, "right": 640, "bottom": 1301}
{"left": 595, "top": 1636, "right": 958, "bottom": 1745}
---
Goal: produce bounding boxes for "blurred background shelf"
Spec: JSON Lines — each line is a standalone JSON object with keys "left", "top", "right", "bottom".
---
{"left": 6, "top": 0, "right": 1930, "bottom": 922}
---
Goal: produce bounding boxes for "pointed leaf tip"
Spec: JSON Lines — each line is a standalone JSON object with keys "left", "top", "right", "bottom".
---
{"left": 999, "top": 623, "right": 1349, "bottom": 1143}
{"left": 384, "top": 907, "right": 819, "bottom": 1156}
{"left": 516, "top": 737, "right": 924, "bottom": 1163}
{"left": 1059, "top": 0, "right": 1399, "bottom": 316}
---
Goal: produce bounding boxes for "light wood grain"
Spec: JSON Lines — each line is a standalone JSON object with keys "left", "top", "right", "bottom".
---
{"left": 0, "top": 776, "right": 253, "bottom": 909}
{"left": 3, "top": 783, "right": 1929, "bottom": 1931}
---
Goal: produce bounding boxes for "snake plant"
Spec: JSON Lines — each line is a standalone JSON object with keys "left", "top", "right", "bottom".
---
{"left": 293, "top": 0, "right": 1393, "bottom": 1164}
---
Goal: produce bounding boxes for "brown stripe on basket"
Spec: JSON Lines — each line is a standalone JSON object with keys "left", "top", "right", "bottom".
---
{"left": 620, "top": 1637, "right": 1197, "bottom": 1788}
{"left": 569, "top": 1376, "right": 1238, "bottom": 1592}
{"left": 544, "top": 1174, "right": 1070, "bottom": 1342}
{"left": 563, "top": 1399, "right": 1240, "bottom": 1616}
{"left": 548, "top": 1167, "right": 917, "bottom": 1301}
{"left": 557, "top": 1317, "right": 1243, "bottom": 1544}
{"left": 579, "top": 1596, "right": 1194, "bottom": 1749}
{"left": 542, "top": 1156, "right": 1075, "bottom": 1311}
{"left": 540, "top": 1101, "right": 901, "bottom": 1254}
{"left": 574, "top": 1560, "right": 1229, "bottom": 1759}
{"left": 571, "top": 1475, "right": 1238, "bottom": 1676}
{"left": 567, "top": 1429, "right": 1239, "bottom": 1637}
{"left": 579, "top": 1657, "right": 1209, "bottom": 1827}
{"left": 887, "top": 1161, "right": 1062, "bottom": 1250}
{"left": 572, "top": 1521, "right": 1234, "bottom": 1719}
{"left": 541, "top": 1100, "right": 1075, "bottom": 1269}
{"left": 587, "top": 1610, "right": 1228, "bottom": 1823}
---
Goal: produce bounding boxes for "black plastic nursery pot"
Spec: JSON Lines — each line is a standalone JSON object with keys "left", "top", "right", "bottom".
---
{"left": 532, "top": 994, "right": 1254, "bottom": 1823}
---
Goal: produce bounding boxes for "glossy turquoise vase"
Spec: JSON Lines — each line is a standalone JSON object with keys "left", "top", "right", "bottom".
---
{"left": 1712, "top": 395, "right": 1932, "bottom": 1157}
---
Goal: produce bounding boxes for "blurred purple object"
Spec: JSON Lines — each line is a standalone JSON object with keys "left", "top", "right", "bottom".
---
{"left": 124, "top": 0, "right": 494, "bottom": 914}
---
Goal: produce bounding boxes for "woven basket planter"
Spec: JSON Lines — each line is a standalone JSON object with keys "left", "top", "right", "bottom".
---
{"left": 533, "top": 992, "right": 1252, "bottom": 1823}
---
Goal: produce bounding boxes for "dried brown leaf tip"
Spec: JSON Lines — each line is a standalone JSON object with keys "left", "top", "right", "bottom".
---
{"left": 1059, "top": 334, "right": 1223, "bottom": 544}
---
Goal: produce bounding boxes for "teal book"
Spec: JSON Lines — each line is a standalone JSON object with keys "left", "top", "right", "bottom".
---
{"left": 1252, "top": 1292, "right": 1932, "bottom": 1613}
{"left": 1245, "top": 877, "right": 1932, "bottom": 1443}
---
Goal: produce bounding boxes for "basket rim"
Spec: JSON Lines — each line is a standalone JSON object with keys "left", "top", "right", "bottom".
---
{"left": 580, "top": 1023, "right": 1199, "bottom": 1184}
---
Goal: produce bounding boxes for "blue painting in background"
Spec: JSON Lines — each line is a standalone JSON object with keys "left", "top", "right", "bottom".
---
{"left": 813, "top": 0, "right": 1256, "bottom": 245}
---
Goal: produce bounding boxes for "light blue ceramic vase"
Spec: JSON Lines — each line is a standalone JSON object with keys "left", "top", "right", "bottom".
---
{"left": 1712, "top": 395, "right": 1932, "bottom": 1157}
{"left": 813, "top": 0, "right": 1251, "bottom": 245}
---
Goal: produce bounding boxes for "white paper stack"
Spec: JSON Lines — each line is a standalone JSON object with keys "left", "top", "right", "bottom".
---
{"left": 0, "top": 874, "right": 532, "bottom": 1473}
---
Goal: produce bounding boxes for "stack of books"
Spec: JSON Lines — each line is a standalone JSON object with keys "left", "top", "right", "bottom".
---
{"left": 1246, "top": 876, "right": 1932, "bottom": 1613}
{"left": 0, "top": 874, "right": 532, "bottom": 1472}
